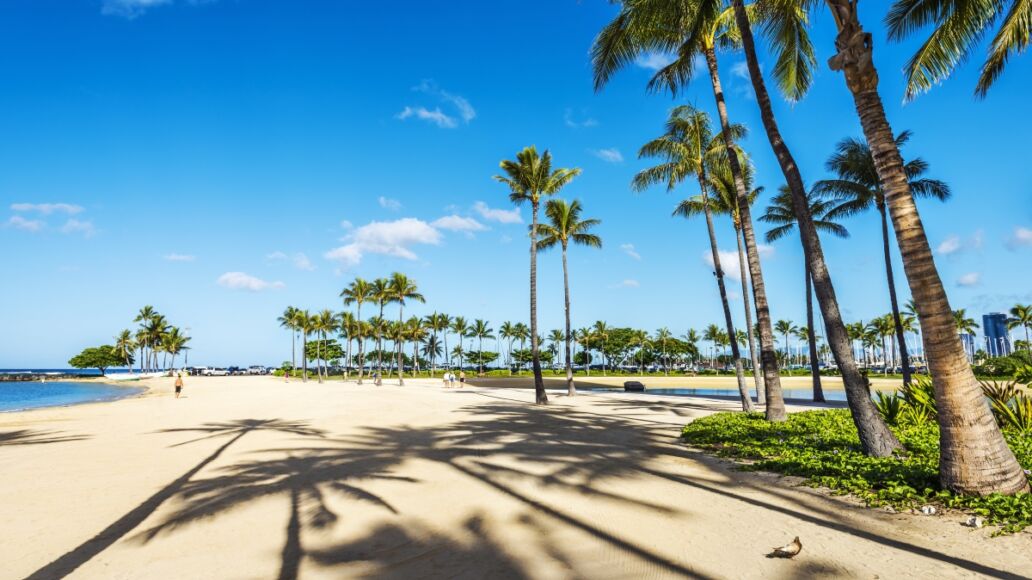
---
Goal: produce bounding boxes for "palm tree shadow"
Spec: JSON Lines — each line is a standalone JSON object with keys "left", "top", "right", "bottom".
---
{"left": 25, "top": 418, "right": 325, "bottom": 580}
{"left": 0, "top": 428, "right": 89, "bottom": 446}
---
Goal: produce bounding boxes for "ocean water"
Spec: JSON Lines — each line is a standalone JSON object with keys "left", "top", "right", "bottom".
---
{"left": 0, "top": 381, "right": 144, "bottom": 412}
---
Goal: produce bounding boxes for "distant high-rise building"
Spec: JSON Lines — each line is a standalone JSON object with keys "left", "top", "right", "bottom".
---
{"left": 960, "top": 333, "right": 976, "bottom": 360}
{"left": 983, "top": 313, "right": 1012, "bottom": 357}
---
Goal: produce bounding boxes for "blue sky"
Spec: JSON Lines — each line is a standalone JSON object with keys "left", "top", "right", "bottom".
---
{"left": 1, "top": 0, "right": 1030, "bottom": 367}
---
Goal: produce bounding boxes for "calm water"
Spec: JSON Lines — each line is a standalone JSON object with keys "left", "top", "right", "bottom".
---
{"left": 583, "top": 387, "right": 850, "bottom": 401}
{"left": 0, "top": 381, "right": 144, "bottom": 412}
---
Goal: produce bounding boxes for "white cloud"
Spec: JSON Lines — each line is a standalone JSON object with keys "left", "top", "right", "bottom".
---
{"left": 432, "top": 215, "right": 487, "bottom": 233}
{"left": 936, "top": 234, "right": 962, "bottom": 256}
{"left": 731, "top": 61, "right": 750, "bottom": 79}
{"left": 378, "top": 196, "right": 402, "bottom": 211}
{"left": 164, "top": 253, "right": 196, "bottom": 262}
{"left": 564, "top": 108, "right": 598, "bottom": 129}
{"left": 396, "top": 106, "right": 457, "bottom": 129}
{"left": 620, "top": 243, "right": 641, "bottom": 261}
{"left": 340, "top": 220, "right": 354, "bottom": 230}
{"left": 11, "top": 202, "right": 83, "bottom": 215}
{"left": 61, "top": 219, "right": 95, "bottom": 238}
{"left": 703, "top": 245, "right": 773, "bottom": 281}
{"left": 6, "top": 216, "right": 44, "bottom": 232}
{"left": 1007, "top": 226, "right": 1032, "bottom": 250}
{"left": 473, "top": 201, "right": 522, "bottom": 224}
{"left": 957, "top": 272, "right": 982, "bottom": 287}
{"left": 635, "top": 52, "right": 674, "bottom": 71}
{"left": 591, "top": 148, "right": 624, "bottom": 164}
{"left": 324, "top": 217, "right": 442, "bottom": 268}
{"left": 267, "top": 251, "right": 315, "bottom": 271}
{"left": 414, "top": 79, "right": 475, "bottom": 123}
{"left": 613, "top": 279, "right": 640, "bottom": 288}
{"left": 217, "top": 272, "right": 285, "bottom": 292}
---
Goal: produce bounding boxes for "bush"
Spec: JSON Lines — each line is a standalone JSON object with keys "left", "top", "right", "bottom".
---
{"left": 681, "top": 410, "right": 1032, "bottom": 533}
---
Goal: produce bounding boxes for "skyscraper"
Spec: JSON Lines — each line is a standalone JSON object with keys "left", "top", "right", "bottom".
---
{"left": 983, "top": 313, "right": 1012, "bottom": 357}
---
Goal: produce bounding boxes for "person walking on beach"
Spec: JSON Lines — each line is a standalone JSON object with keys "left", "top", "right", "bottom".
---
{"left": 174, "top": 372, "right": 184, "bottom": 399}
{"left": 442, "top": 372, "right": 450, "bottom": 388}
{"left": 459, "top": 370, "right": 466, "bottom": 387}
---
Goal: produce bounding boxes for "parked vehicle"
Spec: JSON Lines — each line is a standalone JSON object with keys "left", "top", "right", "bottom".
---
{"left": 203, "top": 368, "right": 228, "bottom": 376}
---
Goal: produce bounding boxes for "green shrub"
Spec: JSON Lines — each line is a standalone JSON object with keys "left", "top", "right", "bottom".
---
{"left": 681, "top": 410, "right": 1032, "bottom": 533}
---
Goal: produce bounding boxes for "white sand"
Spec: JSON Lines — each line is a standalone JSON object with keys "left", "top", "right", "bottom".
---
{"left": 1, "top": 375, "right": 1029, "bottom": 579}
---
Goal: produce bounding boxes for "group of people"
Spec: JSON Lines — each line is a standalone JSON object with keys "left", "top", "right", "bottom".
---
{"left": 442, "top": 370, "right": 465, "bottom": 388}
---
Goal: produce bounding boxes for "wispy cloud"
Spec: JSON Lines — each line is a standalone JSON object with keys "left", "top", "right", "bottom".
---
{"left": 267, "top": 251, "right": 316, "bottom": 271}
{"left": 378, "top": 196, "right": 402, "bottom": 211}
{"left": 217, "top": 272, "right": 284, "bottom": 292}
{"left": 397, "top": 80, "right": 475, "bottom": 129}
{"left": 620, "top": 243, "right": 641, "bottom": 261}
{"left": 635, "top": 52, "right": 674, "bottom": 71}
{"left": 5, "top": 215, "right": 44, "bottom": 232}
{"left": 936, "top": 234, "right": 962, "bottom": 256}
{"left": 61, "top": 219, "right": 95, "bottom": 238}
{"left": 703, "top": 245, "right": 773, "bottom": 281}
{"left": 612, "top": 279, "right": 640, "bottom": 288}
{"left": 432, "top": 215, "right": 486, "bottom": 233}
{"left": 564, "top": 108, "right": 598, "bottom": 129}
{"left": 164, "top": 253, "right": 196, "bottom": 262}
{"left": 1007, "top": 226, "right": 1032, "bottom": 250}
{"left": 324, "top": 217, "right": 442, "bottom": 268}
{"left": 473, "top": 201, "right": 522, "bottom": 224}
{"left": 11, "top": 202, "right": 83, "bottom": 215}
{"left": 957, "top": 272, "right": 982, "bottom": 287}
{"left": 731, "top": 61, "right": 750, "bottom": 79}
{"left": 591, "top": 148, "right": 624, "bottom": 164}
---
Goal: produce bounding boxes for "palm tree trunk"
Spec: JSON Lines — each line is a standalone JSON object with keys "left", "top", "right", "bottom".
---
{"left": 805, "top": 263, "right": 825, "bottom": 402}
{"left": 736, "top": 224, "right": 765, "bottom": 404}
{"left": 357, "top": 305, "right": 365, "bottom": 383}
{"left": 291, "top": 330, "right": 296, "bottom": 376}
{"left": 823, "top": 0, "right": 1027, "bottom": 492}
{"left": 729, "top": 0, "right": 899, "bottom": 454}
{"left": 302, "top": 333, "right": 308, "bottom": 382}
{"left": 377, "top": 303, "right": 385, "bottom": 374}
{"left": 397, "top": 307, "right": 405, "bottom": 386}
{"left": 702, "top": 45, "right": 782, "bottom": 418}
{"left": 698, "top": 174, "right": 753, "bottom": 412}
{"left": 530, "top": 201, "right": 547, "bottom": 404}
{"left": 561, "top": 244, "right": 576, "bottom": 396}
{"left": 877, "top": 205, "right": 913, "bottom": 385}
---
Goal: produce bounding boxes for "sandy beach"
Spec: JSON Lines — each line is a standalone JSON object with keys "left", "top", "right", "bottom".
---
{"left": 2, "top": 375, "right": 1029, "bottom": 579}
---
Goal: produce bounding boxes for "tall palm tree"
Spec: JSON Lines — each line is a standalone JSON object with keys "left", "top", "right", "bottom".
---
{"left": 278, "top": 306, "right": 299, "bottom": 377}
{"left": 823, "top": 0, "right": 1027, "bottom": 492}
{"left": 436, "top": 313, "right": 452, "bottom": 370}
{"left": 296, "top": 310, "right": 312, "bottom": 382}
{"left": 387, "top": 273, "right": 424, "bottom": 386}
{"left": 341, "top": 278, "right": 373, "bottom": 384}
{"left": 451, "top": 317, "right": 470, "bottom": 372}
{"left": 868, "top": 316, "right": 895, "bottom": 375}
{"left": 316, "top": 310, "right": 338, "bottom": 382}
{"left": 1008, "top": 304, "right": 1032, "bottom": 352}
{"left": 708, "top": 158, "right": 765, "bottom": 402}
{"left": 592, "top": 0, "right": 806, "bottom": 421}
{"left": 762, "top": 185, "right": 850, "bottom": 401}
{"left": 538, "top": 198, "right": 603, "bottom": 396}
{"left": 423, "top": 313, "right": 449, "bottom": 377}
{"left": 702, "top": 324, "right": 724, "bottom": 370}
{"left": 499, "top": 321, "right": 516, "bottom": 374}
{"left": 773, "top": 320, "right": 798, "bottom": 365}
{"left": 495, "top": 146, "right": 581, "bottom": 405}
{"left": 134, "top": 305, "right": 157, "bottom": 372}
{"left": 887, "top": 0, "right": 1030, "bottom": 99}
{"left": 422, "top": 334, "right": 443, "bottom": 374}
{"left": 636, "top": 104, "right": 752, "bottom": 412}
{"left": 547, "top": 329, "right": 565, "bottom": 370}
{"left": 406, "top": 316, "right": 426, "bottom": 375}
{"left": 592, "top": 321, "right": 610, "bottom": 376}
{"left": 954, "top": 309, "right": 980, "bottom": 336}
{"left": 470, "top": 319, "right": 494, "bottom": 375}
{"left": 339, "top": 311, "right": 357, "bottom": 381}
{"left": 683, "top": 329, "right": 701, "bottom": 368}
{"left": 814, "top": 131, "right": 950, "bottom": 387}
{"left": 163, "top": 326, "right": 189, "bottom": 370}
{"left": 654, "top": 328, "right": 673, "bottom": 375}
{"left": 630, "top": 329, "right": 651, "bottom": 375}
{"left": 370, "top": 277, "right": 392, "bottom": 375}
{"left": 114, "top": 329, "right": 135, "bottom": 370}
{"left": 145, "top": 314, "right": 169, "bottom": 372}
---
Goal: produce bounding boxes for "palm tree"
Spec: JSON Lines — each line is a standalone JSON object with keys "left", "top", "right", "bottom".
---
{"left": 592, "top": 0, "right": 807, "bottom": 421}
{"left": 683, "top": 329, "right": 701, "bottom": 368}
{"left": 822, "top": 0, "right": 1027, "bottom": 492}
{"left": 762, "top": 185, "right": 850, "bottom": 402}
{"left": 773, "top": 320, "right": 798, "bottom": 365}
{"left": 339, "top": 311, "right": 357, "bottom": 381}
{"left": 635, "top": 104, "right": 752, "bottom": 412}
{"left": 537, "top": 198, "right": 602, "bottom": 396}
{"left": 422, "top": 334, "right": 443, "bottom": 372}
{"left": 134, "top": 305, "right": 157, "bottom": 372}
{"left": 495, "top": 146, "right": 581, "bottom": 405}
{"left": 1008, "top": 305, "right": 1032, "bottom": 352}
{"left": 278, "top": 306, "right": 299, "bottom": 377}
{"left": 547, "top": 329, "right": 565, "bottom": 370}
{"left": 814, "top": 131, "right": 950, "bottom": 387}
{"left": 499, "top": 321, "right": 516, "bottom": 374}
{"left": 887, "top": 0, "right": 1029, "bottom": 99}
{"left": 436, "top": 313, "right": 452, "bottom": 370}
{"left": 654, "top": 328, "right": 673, "bottom": 375}
{"left": 341, "top": 278, "right": 373, "bottom": 384}
{"left": 316, "top": 310, "right": 338, "bottom": 382}
{"left": 163, "top": 326, "right": 189, "bottom": 370}
{"left": 868, "top": 316, "right": 895, "bottom": 375}
{"left": 145, "top": 314, "right": 169, "bottom": 371}
{"left": 451, "top": 317, "right": 470, "bottom": 371}
{"left": 423, "top": 313, "right": 449, "bottom": 378}
{"left": 954, "top": 309, "right": 980, "bottom": 336}
{"left": 406, "top": 317, "right": 426, "bottom": 375}
{"left": 296, "top": 310, "right": 312, "bottom": 382}
{"left": 630, "top": 329, "right": 651, "bottom": 375}
{"left": 387, "top": 273, "right": 425, "bottom": 386}
{"left": 470, "top": 319, "right": 494, "bottom": 375}
{"left": 592, "top": 321, "right": 610, "bottom": 376}
{"left": 702, "top": 324, "right": 724, "bottom": 370}
{"left": 114, "top": 329, "right": 135, "bottom": 370}
{"left": 370, "top": 277, "right": 391, "bottom": 375}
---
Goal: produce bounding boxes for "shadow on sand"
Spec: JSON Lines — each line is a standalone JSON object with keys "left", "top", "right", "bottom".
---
{"left": 0, "top": 428, "right": 89, "bottom": 447}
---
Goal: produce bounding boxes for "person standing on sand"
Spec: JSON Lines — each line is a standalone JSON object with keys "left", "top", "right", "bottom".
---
{"left": 442, "top": 372, "right": 450, "bottom": 388}
{"left": 174, "top": 373, "right": 184, "bottom": 399}
{"left": 459, "top": 370, "right": 466, "bottom": 387}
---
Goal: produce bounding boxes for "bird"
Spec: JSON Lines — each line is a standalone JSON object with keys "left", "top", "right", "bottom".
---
{"left": 767, "top": 537, "right": 802, "bottom": 559}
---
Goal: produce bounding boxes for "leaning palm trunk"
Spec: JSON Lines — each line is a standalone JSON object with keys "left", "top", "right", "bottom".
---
{"left": 702, "top": 45, "right": 780, "bottom": 417}
{"left": 561, "top": 244, "right": 576, "bottom": 396}
{"left": 805, "top": 263, "right": 825, "bottom": 402}
{"left": 530, "top": 202, "right": 547, "bottom": 404}
{"left": 397, "top": 308, "right": 405, "bottom": 386}
{"left": 736, "top": 224, "right": 765, "bottom": 404}
{"left": 698, "top": 174, "right": 752, "bottom": 412}
{"left": 729, "top": 0, "right": 900, "bottom": 454}
{"left": 824, "top": 0, "right": 1028, "bottom": 492}
{"left": 879, "top": 204, "right": 912, "bottom": 385}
